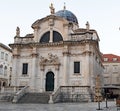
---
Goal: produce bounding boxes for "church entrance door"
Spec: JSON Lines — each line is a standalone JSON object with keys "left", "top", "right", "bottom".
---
{"left": 45, "top": 71, "right": 54, "bottom": 91}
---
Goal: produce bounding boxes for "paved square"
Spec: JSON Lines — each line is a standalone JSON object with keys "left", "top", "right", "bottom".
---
{"left": 0, "top": 101, "right": 118, "bottom": 111}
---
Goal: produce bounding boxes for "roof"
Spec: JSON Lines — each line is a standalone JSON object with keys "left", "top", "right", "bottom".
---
{"left": 102, "top": 54, "right": 120, "bottom": 62}
{"left": 55, "top": 9, "right": 78, "bottom": 24}
{"left": 0, "top": 43, "right": 12, "bottom": 52}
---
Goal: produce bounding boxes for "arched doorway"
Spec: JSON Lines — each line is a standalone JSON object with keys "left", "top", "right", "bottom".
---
{"left": 3, "top": 82, "right": 6, "bottom": 87}
{"left": 45, "top": 71, "right": 54, "bottom": 91}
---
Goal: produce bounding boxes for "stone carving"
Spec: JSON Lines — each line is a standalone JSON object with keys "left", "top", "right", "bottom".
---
{"left": 16, "top": 26, "right": 20, "bottom": 36}
{"left": 86, "top": 21, "right": 90, "bottom": 31}
{"left": 40, "top": 53, "right": 60, "bottom": 70}
{"left": 49, "top": 3, "right": 55, "bottom": 14}
{"left": 40, "top": 53, "right": 59, "bottom": 65}
{"left": 49, "top": 19, "right": 54, "bottom": 26}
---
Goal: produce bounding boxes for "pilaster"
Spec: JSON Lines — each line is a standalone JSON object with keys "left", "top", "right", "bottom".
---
{"left": 33, "top": 26, "right": 40, "bottom": 42}
{"left": 63, "top": 46, "right": 70, "bottom": 86}
{"left": 12, "top": 50, "right": 20, "bottom": 86}
{"left": 30, "top": 47, "right": 38, "bottom": 92}
{"left": 54, "top": 67, "right": 59, "bottom": 91}
{"left": 40, "top": 70, "right": 44, "bottom": 92}
{"left": 85, "top": 51, "right": 91, "bottom": 86}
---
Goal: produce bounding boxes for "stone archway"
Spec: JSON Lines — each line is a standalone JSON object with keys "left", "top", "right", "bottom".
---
{"left": 45, "top": 71, "right": 54, "bottom": 91}
{"left": 3, "top": 82, "right": 6, "bottom": 87}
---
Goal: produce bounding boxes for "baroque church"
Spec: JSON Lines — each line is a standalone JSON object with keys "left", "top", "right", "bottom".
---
{"left": 9, "top": 4, "right": 103, "bottom": 102}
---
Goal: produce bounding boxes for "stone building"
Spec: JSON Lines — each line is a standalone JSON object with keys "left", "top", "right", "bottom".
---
{"left": 9, "top": 5, "right": 103, "bottom": 101}
{"left": 0, "top": 43, "right": 12, "bottom": 89}
{"left": 102, "top": 54, "right": 120, "bottom": 98}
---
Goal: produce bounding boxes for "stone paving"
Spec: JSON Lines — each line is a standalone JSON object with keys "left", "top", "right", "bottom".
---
{"left": 0, "top": 101, "right": 119, "bottom": 111}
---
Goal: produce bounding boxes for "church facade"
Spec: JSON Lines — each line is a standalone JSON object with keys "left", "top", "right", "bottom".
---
{"left": 9, "top": 5, "right": 103, "bottom": 100}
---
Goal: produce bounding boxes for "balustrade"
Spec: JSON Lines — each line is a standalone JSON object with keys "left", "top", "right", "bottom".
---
{"left": 53, "top": 86, "right": 92, "bottom": 103}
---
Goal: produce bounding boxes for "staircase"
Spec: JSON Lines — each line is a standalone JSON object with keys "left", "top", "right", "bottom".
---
{"left": 0, "top": 93, "right": 14, "bottom": 102}
{"left": 18, "top": 93, "right": 50, "bottom": 103}
{"left": 0, "top": 86, "right": 21, "bottom": 102}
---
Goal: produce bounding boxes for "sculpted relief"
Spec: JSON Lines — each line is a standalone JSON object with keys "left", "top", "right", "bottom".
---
{"left": 40, "top": 53, "right": 60, "bottom": 70}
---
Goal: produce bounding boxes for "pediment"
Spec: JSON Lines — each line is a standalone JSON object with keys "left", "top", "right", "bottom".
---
{"left": 31, "top": 15, "right": 69, "bottom": 29}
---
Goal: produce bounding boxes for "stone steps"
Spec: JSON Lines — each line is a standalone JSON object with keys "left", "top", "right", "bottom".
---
{"left": 18, "top": 93, "right": 50, "bottom": 103}
{"left": 0, "top": 93, "right": 14, "bottom": 102}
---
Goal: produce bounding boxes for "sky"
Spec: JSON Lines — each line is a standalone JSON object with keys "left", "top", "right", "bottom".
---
{"left": 0, "top": 0, "right": 120, "bottom": 55}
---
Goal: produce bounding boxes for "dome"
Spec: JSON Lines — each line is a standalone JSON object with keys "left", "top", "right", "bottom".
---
{"left": 55, "top": 10, "right": 78, "bottom": 24}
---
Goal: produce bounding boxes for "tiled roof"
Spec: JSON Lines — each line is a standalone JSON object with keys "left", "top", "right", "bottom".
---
{"left": 102, "top": 54, "right": 120, "bottom": 62}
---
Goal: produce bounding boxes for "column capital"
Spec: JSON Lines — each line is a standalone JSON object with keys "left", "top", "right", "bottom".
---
{"left": 31, "top": 53, "right": 38, "bottom": 58}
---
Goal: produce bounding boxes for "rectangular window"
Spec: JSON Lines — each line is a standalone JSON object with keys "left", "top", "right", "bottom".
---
{"left": 1, "top": 52, "right": 4, "bottom": 59}
{"left": 22, "top": 63, "right": 28, "bottom": 74}
{"left": 113, "top": 65, "right": 118, "bottom": 73}
{"left": 74, "top": 62, "right": 80, "bottom": 73}
{"left": 104, "top": 77, "right": 110, "bottom": 85}
{"left": 104, "top": 65, "right": 109, "bottom": 73}
{"left": 5, "top": 54, "right": 8, "bottom": 61}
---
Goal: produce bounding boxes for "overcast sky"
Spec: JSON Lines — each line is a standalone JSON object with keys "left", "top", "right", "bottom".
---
{"left": 0, "top": 0, "right": 120, "bottom": 55}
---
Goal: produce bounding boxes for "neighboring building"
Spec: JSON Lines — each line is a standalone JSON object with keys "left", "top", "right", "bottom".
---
{"left": 9, "top": 5, "right": 103, "bottom": 101}
{"left": 102, "top": 54, "right": 120, "bottom": 98}
{"left": 0, "top": 43, "right": 12, "bottom": 89}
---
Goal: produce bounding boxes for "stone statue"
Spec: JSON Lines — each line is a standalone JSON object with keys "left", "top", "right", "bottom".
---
{"left": 49, "top": 3, "right": 55, "bottom": 14}
{"left": 86, "top": 21, "right": 90, "bottom": 31}
{"left": 16, "top": 26, "right": 20, "bottom": 36}
{"left": 63, "top": 2, "right": 66, "bottom": 10}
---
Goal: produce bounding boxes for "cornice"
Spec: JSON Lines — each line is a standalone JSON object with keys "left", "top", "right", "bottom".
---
{"left": 13, "top": 54, "right": 20, "bottom": 58}
{"left": 62, "top": 51, "right": 70, "bottom": 56}
{"left": 82, "top": 50, "right": 92, "bottom": 55}
{"left": 31, "top": 53, "right": 39, "bottom": 57}
{"left": 9, "top": 40, "right": 98, "bottom": 49}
